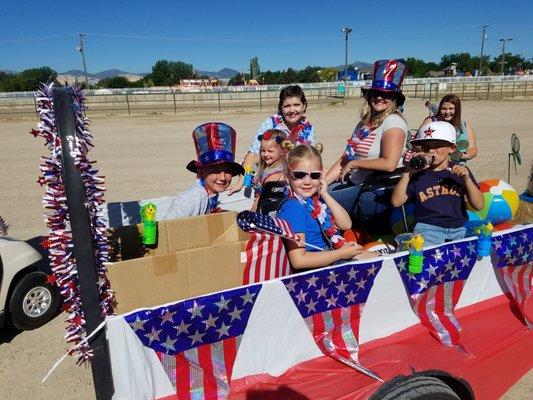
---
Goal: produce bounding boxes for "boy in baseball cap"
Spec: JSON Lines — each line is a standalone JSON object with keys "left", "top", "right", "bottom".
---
{"left": 162, "top": 122, "right": 244, "bottom": 220}
{"left": 391, "top": 121, "right": 484, "bottom": 246}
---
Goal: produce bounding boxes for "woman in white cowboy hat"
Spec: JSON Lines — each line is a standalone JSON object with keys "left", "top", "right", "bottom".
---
{"left": 325, "top": 59, "right": 409, "bottom": 222}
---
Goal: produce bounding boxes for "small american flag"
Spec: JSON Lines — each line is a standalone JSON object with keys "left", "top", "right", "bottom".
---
{"left": 237, "top": 211, "right": 298, "bottom": 284}
{"left": 492, "top": 227, "right": 533, "bottom": 327}
{"left": 282, "top": 260, "right": 384, "bottom": 381}
{"left": 237, "top": 210, "right": 300, "bottom": 242}
{"left": 124, "top": 284, "right": 262, "bottom": 400}
{"left": 394, "top": 239, "right": 478, "bottom": 347}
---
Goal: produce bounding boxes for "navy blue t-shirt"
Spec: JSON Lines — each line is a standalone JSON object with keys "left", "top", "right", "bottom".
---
{"left": 406, "top": 168, "right": 477, "bottom": 228}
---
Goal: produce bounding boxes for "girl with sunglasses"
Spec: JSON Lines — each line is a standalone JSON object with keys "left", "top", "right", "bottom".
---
{"left": 277, "top": 144, "right": 375, "bottom": 270}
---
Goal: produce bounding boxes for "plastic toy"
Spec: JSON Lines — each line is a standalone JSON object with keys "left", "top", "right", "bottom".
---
{"left": 465, "top": 220, "right": 494, "bottom": 257}
{"left": 362, "top": 241, "right": 395, "bottom": 255}
{"left": 140, "top": 202, "right": 157, "bottom": 245}
{"left": 243, "top": 164, "right": 255, "bottom": 198}
{"left": 469, "top": 179, "right": 519, "bottom": 225}
{"left": 396, "top": 233, "right": 425, "bottom": 274}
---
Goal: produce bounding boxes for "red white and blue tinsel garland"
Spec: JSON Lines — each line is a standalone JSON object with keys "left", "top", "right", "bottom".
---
{"left": 32, "top": 83, "right": 115, "bottom": 363}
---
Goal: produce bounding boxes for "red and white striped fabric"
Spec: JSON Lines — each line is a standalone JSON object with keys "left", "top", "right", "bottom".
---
{"left": 242, "top": 232, "right": 291, "bottom": 284}
{"left": 497, "top": 262, "right": 533, "bottom": 327}
{"left": 353, "top": 132, "right": 377, "bottom": 159}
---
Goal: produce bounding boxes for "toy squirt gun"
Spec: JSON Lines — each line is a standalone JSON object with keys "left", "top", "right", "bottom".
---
{"left": 465, "top": 220, "right": 494, "bottom": 257}
{"left": 243, "top": 164, "right": 256, "bottom": 198}
{"left": 140, "top": 203, "right": 157, "bottom": 246}
{"left": 396, "top": 233, "right": 425, "bottom": 274}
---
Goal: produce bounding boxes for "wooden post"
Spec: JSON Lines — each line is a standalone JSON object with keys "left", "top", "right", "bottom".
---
{"left": 462, "top": 83, "right": 466, "bottom": 99}
{"left": 52, "top": 88, "right": 114, "bottom": 400}
{"left": 486, "top": 82, "right": 490, "bottom": 100}
{"left": 474, "top": 83, "right": 478, "bottom": 99}
{"left": 500, "top": 81, "right": 504, "bottom": 99}
{"left": 512, "top": 81, "right": 516, "bottom": 98}
{"left": 125, "top": 93, "right": 130, "bottom": 115}
{"left": 414, "top": 84, "right": 418, "bottom": 98}
{"left": 173, "top": 90, "right": 177, "bottom": 114}
{"left": 217, "top": 92, "right": 221, "bottom": 113}
{"left": 525, "top": 82, "right": 528, "bottom": 97}
{"left": 259, "top": 90, "right": 262, "bottom": 111}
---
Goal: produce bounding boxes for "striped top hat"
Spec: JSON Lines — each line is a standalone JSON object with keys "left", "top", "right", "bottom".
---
{"left": 362, "top": 59, "right": 408, "bottom": 106}
{"left": 186, "top": 122, "right": 244, "bottom": 175}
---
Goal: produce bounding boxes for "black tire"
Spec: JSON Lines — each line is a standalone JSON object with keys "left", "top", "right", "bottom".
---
{"left": 8, "top": 271, "right": 61, "bottom": 330}
{"left": 377, "top": 376, "right": 461, "bottom": 400}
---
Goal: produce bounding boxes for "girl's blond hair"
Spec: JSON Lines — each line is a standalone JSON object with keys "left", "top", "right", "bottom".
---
{"left": 283, "top": 142, "right": 324, "bottom": 169}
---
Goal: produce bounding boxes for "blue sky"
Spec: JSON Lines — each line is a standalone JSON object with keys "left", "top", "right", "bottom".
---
{"left": 1, "top": 0, "right": 532, "bottom": 73}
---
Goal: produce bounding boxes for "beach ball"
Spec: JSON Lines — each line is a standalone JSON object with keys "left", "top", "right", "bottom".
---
{"left": 469, "top": 179, "right": 519, "bottom": 225}
{"left": 390, "top": 203, "right": 415, "bottom": 234}
{"left": 363, "top": 241, "right": 395, "bottom": 255}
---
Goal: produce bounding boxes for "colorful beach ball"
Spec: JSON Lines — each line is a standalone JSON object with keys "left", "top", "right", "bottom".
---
{"left": 469, "top": 179, "right": 519, "bottom": 225}
{"left": 390, "top": 203, "right": 415, "bottom": 234}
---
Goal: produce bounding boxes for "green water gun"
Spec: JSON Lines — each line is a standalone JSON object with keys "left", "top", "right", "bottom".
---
{"left": 140, "top": 202, "right": 157, "bottom": 245}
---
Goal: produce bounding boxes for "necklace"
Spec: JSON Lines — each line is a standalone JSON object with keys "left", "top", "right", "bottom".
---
{"left": 293, "top": 193, "right": 346, "bottom": 249}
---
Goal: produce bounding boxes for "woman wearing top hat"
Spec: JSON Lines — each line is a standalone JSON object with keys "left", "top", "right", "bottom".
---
{"left": 228, "top": 85, "right": 316, "bottom": 194}
{"left": 325, "top": 59, "right": 408, "bottom": 220}
{"left": 162, "top": 122, "right": 244, "bottom": 220}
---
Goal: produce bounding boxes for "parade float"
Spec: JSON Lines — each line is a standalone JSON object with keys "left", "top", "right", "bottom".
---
{"left": 33, "top": 85, "right": 532, "bottom": 400}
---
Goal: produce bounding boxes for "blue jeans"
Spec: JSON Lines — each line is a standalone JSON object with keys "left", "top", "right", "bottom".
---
{"left": 327, "top": 181, "right": 362, "bottom": 214}
{"left": 413, "top": 222, "right": 466, "bottom": 247}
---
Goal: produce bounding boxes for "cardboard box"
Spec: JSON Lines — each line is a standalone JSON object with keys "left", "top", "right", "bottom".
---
{"left": 107, "top": 212, "right": 251, "bottom": 314}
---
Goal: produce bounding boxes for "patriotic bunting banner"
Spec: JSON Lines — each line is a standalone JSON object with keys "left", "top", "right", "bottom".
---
{"left": 394, "top": 239, "right": 478, "bottom": 347}
{"left": 282, "top": 260, "right": 384, "bottom": 381}
{"left": 492, "top": 227, "right": 533, "bottom": 327}
{"left": 124, "top": 284, "right": 262, "bottom": 400}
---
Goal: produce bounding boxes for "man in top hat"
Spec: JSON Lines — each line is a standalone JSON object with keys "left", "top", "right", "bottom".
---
{"left": 162, "top": 122, "right": 244, "bottom": 220}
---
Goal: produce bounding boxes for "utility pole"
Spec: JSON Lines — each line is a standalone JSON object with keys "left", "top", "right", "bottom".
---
{"left": 499, "top": 37, "right": 513, "bottom": 75}
{"left": 341, "top": 27, "right": 352, "bottom": 97}
{"left": 478, "top": 25, "right": 488, "bottom": 75}
{"left": 77, "top": 34, "right": 90, "bottom": 89}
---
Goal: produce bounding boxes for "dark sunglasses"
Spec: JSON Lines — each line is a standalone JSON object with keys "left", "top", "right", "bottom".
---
{"left": 290, "top": 170, "right": 322, "bottom": 180}
{"left": 370, "top": 91, "right": 397, "bottom": 100}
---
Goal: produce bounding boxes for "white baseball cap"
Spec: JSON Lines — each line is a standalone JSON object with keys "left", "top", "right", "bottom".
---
{"left": 411, "top": 121, "right": 456, "bottom": 146}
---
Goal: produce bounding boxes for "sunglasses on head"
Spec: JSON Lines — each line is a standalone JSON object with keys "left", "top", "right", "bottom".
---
{"left": 290, "top": 170, "right": 322, "bottom": 180}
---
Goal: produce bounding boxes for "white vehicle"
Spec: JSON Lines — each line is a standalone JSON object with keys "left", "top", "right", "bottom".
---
{"left": 0, "top": 223, "right": 60, "bottom": 330}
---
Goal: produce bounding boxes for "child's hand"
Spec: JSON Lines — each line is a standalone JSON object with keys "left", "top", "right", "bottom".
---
{"left": 227, "top": 174, "right": 244, "bottom": 195}
{"left": 451, "top": 165, "right": 470, "bottom": 181}
{"left": 319, "top": 178, "right": 329, "bottom": 197}
{"left": 338, "top": 242, "right": 363, "bottom": 260}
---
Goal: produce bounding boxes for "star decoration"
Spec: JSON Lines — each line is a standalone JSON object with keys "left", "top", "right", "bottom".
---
{"left": 130, "top": 316, "right": 146, "bottom": 332}
{"left": 325, "top": 294, "right": 337, "bottom": 308}
{"left": 144, "top": 326, "right": 162, "bottom": 344}
{"left": 187, "top": 301, "right": 205, "bottom": 319}
{"left": 335, "top": 281, "right": 348, "bottom": 294}
{"left": 327, "top": 271, "right": 339, "bottom": 284}
{"left": 397, "top": 259, "right": 407, "bottom": 272}
{"left": 160, "top": 309, "right": 176, "bottom": 324}
{"left": 366, "top": 264, "right": 378, "bottom": 277}
{"left": 417, "top": 278, "right": 429, "bottom": 291}
{"left": 423, "top": 126, "right": 435, "bottom": 137}
{"left": 240, "top": 289, "right": 255, "bottom": 305}
{"left": 345, "top": 291, "right": 357, "bottom": 304}
{"left": 285, "top": 279, "right": 297, "bottom": 293}
{"left": 444, "top": 260, "right": 455, "bottom": 272}
{"left": 175, "top": 320, "right": 191, "bottom": 335}
{"left": 306, "top": 275, "right": 319, "bottom": 288}
{"left": 347, "top": 267, "right": 358, "bottom": 280}
{"left": 216, "top": 322, "right": 231, "bottom": 338}
{"left": 305, "top": 298, "right": 318, "bottom": 313}
{"left": 215, "top": 295, "right": 231, "bottom": 311}
{"left": 295, "top": 289, "right": 307, "bottom": 304}
{"left": 432, "top": 249, "right": 443, "bottom": 262}
{"left": 466, "top": 242, "right": 476, "bottom": 255}
{"left": 316, "top": 285, "right": 328, "bottom": 298}
{"left": 355, "top": 276, "right": 367, "bottom": 290}
{"left": 435, "top": 272, "right": 446, "bottom": 283}
{"left": 450, "top": 268, "right": 460, "bottom": 279}
{"left": 228, "top": 306, "right": 244, "bottom": 322}
{"left": 202, "top": 313, "right": 218, "bottom": 330}
{"left": 188, "top": 329, "right": 206, "bottom": 345}
{"left": 161, "top": 336, "right": 177, "bottom": 352}
{"left": 450, "top": 246, "right": 462, "bottom": 258}
{"left": 426, "top": 264, "right": 438, "bottom": 277}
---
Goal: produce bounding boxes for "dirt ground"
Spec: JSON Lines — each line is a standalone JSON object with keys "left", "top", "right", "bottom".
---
{"left": 0, "top": 98, "right": 531, "bottom": 399}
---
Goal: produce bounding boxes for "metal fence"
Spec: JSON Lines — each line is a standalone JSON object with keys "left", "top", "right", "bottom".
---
{"left": 1, "top": 76, "right": 532, "bottom": 117}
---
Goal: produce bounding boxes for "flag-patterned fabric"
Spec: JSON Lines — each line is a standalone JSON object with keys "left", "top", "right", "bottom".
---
{"left": 393, "top": 239, "right": 478, "bottom": 346}
{"left": 492, "top": 226, "right": 533, "bottom": 327}
{"left": 242, "top": 232, "right": 290, "bottom": 284}
{"left": 282, "top": 260, "right": 384, "bottom": 381}
{"left": 238, "top": 211, "right": 296, "bottom": 284}
{"left": 124, "top": 284, "right": 262, "bottom": 400}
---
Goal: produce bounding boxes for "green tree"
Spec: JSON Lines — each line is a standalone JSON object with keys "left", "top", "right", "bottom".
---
{"left": 150, "top": 60, "right": 194, "bottom": 86}
{"left": 317, "top": 67, "right": 338, "bottom": 82}
{"left": 405, "top": 57, "right": 430, "bottom": 78}
{"left": 250, "top": 57, "right": 260, "bottom": 79}
{"left": 2, "top": 67, "right": 57, "bottom": 91}
{"left": 97, "top": 76, "right": 131, "bottom": 88}
{"left": 439, "top": 53, "right": 477, "bottom": 75}
{"left": 490, "top": 53, "right": 531, "bottom": 75}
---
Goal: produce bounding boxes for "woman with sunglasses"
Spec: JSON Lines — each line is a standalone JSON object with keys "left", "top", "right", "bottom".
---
{"left": 420, "top": 94, "right": 478, "bottom": 164}
{"left": 228, "top": 85, "right": 316, "bottom": 194}
{"left": 325, "top": 59, "right": 408, "bottom": 220}
{"left": 277, "top": 143, "right": 376, "bottom": 270}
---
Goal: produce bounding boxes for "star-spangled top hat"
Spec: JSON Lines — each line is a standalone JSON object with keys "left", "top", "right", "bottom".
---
{"left": 361, "top": 59, "right": 408, "bottom": 106}
{"left": 186, "top": 122, "right": 245, "bottom": 175}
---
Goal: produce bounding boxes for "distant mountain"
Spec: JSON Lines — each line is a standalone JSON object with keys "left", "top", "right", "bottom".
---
{"left": 93, "top": 69, "right": 132, "bottom": 79}
{"left": 335, "top": 60, "right": 373, "bottom": 71}
{"left": 195, "top": 68, "right": 240, "bottom": 79}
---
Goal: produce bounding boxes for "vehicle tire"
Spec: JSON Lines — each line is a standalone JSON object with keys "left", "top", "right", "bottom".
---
{"left": 8, "top": 271, "right": 61, "bottom": 330}
{"left": 377, "top": 376, "right": 460, "bottom": 400}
